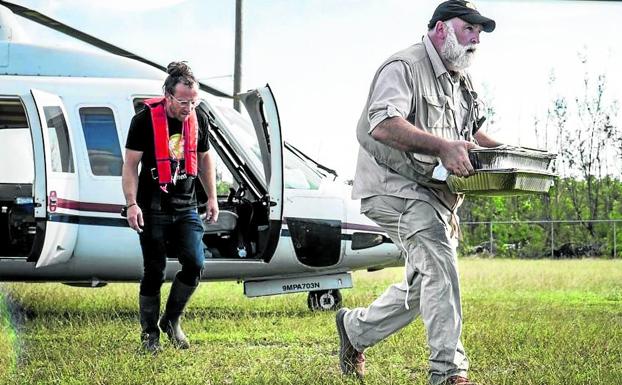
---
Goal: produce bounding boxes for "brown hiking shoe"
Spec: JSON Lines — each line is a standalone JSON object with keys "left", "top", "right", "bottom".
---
{"left": 335, "top": 308, "right": 365, "bottom": 377}
{"left": 443, "top": 375, "right": 477, "bottom": 385}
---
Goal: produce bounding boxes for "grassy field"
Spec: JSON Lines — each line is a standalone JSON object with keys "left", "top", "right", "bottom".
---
{"left": 0, "top": 259, "right": 620, "bottom": 385}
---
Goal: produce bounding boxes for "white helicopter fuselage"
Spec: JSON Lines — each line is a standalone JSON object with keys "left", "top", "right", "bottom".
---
{"left": 0, "top": 18, "right": 401, "bottom": 304}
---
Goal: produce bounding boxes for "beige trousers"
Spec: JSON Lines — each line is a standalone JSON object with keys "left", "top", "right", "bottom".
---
{"left": 343, "top": 195, "right": 468, "bottom": 385}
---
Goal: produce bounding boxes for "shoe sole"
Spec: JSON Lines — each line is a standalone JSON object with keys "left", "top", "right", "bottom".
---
{"left": 141, "top": 342, "right": 162, "bottom": 354}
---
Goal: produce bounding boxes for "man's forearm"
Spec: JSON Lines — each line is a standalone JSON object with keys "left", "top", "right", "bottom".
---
{"left": 121, "top": 164, "right": 139, "bottom": 205}
{"left": 371, "top": 116, "right": 449, "bottom": 156}
{"left": 369, "top": 116, "right": 477, "bottom": 177}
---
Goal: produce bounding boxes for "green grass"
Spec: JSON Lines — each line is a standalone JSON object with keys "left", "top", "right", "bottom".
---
{"left": 0, "top": 259, "right": 620, "bottom": 385}
{"left": 0, "top": 292, "right": 17, "bottom": 383}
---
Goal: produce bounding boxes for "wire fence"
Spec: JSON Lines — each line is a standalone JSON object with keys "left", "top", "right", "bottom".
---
{"left": 460, "top": 219, "right": 620, "bottom": 258}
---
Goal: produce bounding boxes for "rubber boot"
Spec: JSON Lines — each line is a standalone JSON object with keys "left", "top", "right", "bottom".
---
{"left": 139, "top": 295, "right": 161, "bottom": 353}
{"left": 158, "top": 277, "right": 197, "bottom": 349}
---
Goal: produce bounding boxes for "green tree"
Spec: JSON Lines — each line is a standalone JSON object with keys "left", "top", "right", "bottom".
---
{"left": 460, "top": 52, "right": 621, "bottom": 258}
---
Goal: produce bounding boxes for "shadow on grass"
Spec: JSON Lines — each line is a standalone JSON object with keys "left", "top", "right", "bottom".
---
{"left": 3, "top": 293, "right": 318, "bottom": 325}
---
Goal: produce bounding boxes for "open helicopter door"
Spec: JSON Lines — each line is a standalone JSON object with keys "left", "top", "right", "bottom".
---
{"left": 30, "top": 89, "right": 79, "bottom": 268}
{"left": 238, "top": 85, "right": 284, "bottom": 260}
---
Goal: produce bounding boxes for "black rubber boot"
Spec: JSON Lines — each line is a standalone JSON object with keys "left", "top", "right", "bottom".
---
{"left": 158, "top": 277, "right": 197, "bottom": 349}
{"left": 139, "top": 295, "right": 161, "bottom": 353}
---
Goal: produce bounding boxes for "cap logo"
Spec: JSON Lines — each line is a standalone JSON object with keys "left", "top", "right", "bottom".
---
{"left": 465, "top": 1, "right": 477, "bottom": 10}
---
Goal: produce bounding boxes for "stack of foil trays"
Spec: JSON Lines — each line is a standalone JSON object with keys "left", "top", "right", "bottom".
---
{"left": 447, "top": 146, "right": 557, "bottom": 196}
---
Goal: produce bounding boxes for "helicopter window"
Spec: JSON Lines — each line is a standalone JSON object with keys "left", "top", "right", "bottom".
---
{"left": 284, "top": 148, "right": 321, "bottom": 190}
{"left": 0, "top": 98, "right": 28, "bottom": 129}
{"left": 215, "top": 154, "right": 235, "bottom": 195}
{"left": 79, "top": 107, "right": 123, "bottom": 176}
{"left": 132, "top": 98, "right": 152, "bottom": 114}
{"left": 212, "top": 104, "right": 266, "bottom": 185}
{"left": 43, "top": 106, "right": 74, "bottom": 173}
{"left": 213, "top": 104, "right": 321, "bottom": 190}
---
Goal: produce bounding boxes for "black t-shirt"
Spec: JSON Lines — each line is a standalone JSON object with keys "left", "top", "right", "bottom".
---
{"left": 125, "top": 107, "right": 210, "bottom": 213}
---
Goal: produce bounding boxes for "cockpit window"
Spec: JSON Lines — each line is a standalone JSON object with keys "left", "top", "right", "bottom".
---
{"left": 284, "top": 148, "right": 321, "bottom": 190}
{"left": 212, "top": 104, "right": 266, "bottom": 185}
{"left": 213, "top": 104, "right": 321, "bottom": 190}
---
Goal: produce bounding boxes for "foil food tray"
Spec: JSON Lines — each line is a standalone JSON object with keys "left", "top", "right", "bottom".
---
{"left": 447, "top": 169, "right": 556, "bottom": 196}
{"left": 469, "top": 146, "right": 556, "bottom": 172}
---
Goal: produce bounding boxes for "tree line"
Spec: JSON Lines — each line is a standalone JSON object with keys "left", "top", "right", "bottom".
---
{"left": 458, "top": 178, "right": 622, "bottom": 258}
{"left": 459, "top": 54, "right": 621, "bottom": 258}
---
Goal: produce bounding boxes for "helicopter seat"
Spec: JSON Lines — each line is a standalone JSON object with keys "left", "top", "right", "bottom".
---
{"left": 202, "top": 210, "right": 238, "bottom": 235}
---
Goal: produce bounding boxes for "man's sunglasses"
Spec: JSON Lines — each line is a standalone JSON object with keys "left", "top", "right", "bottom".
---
{"left": 168, "top": 94, "right": 202, "bottom": 108}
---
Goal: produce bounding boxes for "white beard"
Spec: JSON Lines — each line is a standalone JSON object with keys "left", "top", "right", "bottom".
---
{"left": 441, "top": 23, "right": 477, "bottom": 71}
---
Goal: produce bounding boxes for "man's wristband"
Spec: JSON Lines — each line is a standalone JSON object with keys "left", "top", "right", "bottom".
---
{"left": 121, "top": 203, "right": 137, "bottom": 218}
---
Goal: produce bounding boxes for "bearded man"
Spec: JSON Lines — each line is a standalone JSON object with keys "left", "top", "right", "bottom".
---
{"left": 335, "top": 2, "right": 501, "bottom": 384}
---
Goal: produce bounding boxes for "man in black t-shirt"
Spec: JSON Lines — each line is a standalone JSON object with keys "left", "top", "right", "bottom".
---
{"left": 122, "top": 61, "right": 218, "bottom": 353}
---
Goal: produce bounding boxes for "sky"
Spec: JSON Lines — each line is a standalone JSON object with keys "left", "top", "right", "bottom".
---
{"left": 7, "top": 0, "right": 622, "bottom": 179}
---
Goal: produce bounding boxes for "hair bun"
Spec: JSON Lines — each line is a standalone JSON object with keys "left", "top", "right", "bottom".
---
{"left": 166, "top": 61, "right": 194, "bottom": 77}
{"left": 162, "top": 61, "right": 197, "bottom": 95}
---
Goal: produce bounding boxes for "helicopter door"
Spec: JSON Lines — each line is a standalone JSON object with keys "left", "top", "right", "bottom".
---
{"left": 30, "top": 89, "right": 79, "bottom": 268}
{"left": 238, "top": 85, "right": 284, "bottom": 260}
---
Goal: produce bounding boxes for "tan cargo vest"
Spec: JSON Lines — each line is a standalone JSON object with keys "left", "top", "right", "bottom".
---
{"left": 356, "top": 39, "right": 479, "bottom": 188}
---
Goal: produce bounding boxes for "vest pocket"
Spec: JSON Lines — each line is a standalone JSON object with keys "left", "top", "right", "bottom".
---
{"left": 423, "top": 94, "right": 450, "bottom": 129}
{"left": 409, "top": 152, "right": 438, "bottom": 177}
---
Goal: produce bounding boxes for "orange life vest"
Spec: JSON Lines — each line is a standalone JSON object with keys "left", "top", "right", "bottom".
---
{"left": 143, "top": 97, "right": 198, "bottom": 191}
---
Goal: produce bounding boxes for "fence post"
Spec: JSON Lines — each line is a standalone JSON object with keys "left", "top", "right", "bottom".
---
{"left": 614, "top": 221, "right": 617, "bottom": 258}
{"left": 489, "top": 221, "right": 493, "bottom": 255}
{"left": 550, "top": 221, "right": 555, "bottom": 258}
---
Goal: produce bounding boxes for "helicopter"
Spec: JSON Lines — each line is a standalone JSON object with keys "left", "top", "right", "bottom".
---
{"left": 0, "top": 1, "right": 400, "bottom": 311}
